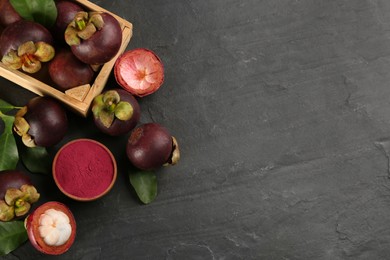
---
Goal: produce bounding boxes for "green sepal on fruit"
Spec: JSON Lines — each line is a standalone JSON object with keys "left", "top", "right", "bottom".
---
{"left": 1, "top": 41, "right": 55, "bottom": 74}
{"left": 0, "top": 170, "right": 40, "bottom": 222}
{"left": 92, "top": 89, "right": 140, "bottom": 136}
{"left": 92, "top": 90, "right": 133, "bottom": 128}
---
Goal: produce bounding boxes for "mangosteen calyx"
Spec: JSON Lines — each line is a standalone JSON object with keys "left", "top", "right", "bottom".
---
{"left": 92, "top": 90, "right": 133, "bottom": 128}
{"left": 1, "top": 41, "right": 55, "bottom": 74}
{"left": 0, "top": 201, "right": 14, "bottom": 222}
{"left": 0, "top": 184, "right": 40, "bottom": 221}
{"left": 13, "top": 106, "right": 35, "bottom": 147}
{"left": 65, "top": 11, "right": 105, "bottom": 46}
{"left": 164, "top": 136, "right": 181, "bottom": 167}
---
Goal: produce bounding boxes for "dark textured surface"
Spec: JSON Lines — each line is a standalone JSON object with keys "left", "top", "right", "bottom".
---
{"left": 2, "top": 0, "right": 390, "bottom": 259}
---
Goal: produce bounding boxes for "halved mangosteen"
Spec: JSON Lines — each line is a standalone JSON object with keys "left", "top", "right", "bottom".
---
{"left": 25, "top": 201, "right": 76, "bottom": 255}
{"left": 114, "top": 48, "right": 164, "bottom": 97}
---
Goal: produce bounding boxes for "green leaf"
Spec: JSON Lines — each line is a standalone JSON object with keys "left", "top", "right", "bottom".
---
{"left": 129, "top": 170, "right": 157, "bottom": 204}
{"left": 20, "top": 146, "right": 51, "bottom": 174}
{"left": 0, "top": 113, "right": 18, "bottom": 171}
{"left": 0, "top": 112, "right": 15, "bottom": 134}
{"left": 10, "top": 0, "right": 58, "bottom": 28}
{"left": 0, "top": 221, "right": 28, "bottom": 256}
{"left": 0, "top": 100, "right": 15, "bottom": 113}
{"left": 0, "top": 133, "right": 19, "bottom": 171}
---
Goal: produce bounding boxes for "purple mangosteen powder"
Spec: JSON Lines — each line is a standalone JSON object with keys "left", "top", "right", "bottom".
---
{"left": 54, "top": 139, "right": 115, "bottom": 199}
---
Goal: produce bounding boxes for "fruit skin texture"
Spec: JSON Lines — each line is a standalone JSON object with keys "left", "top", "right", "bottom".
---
{"left": 114, "top": 48, "right": 164, "bottom": 97}
{"left": 0, "top": 0, "right": 21, "bottom": 27}
{"left": 52, "top": 0, "right": 84, "bottom": 42}
{"left": 48, "top": 49, "right": 94, "bottom": 91}
{"left": 126, "top": 123, "right": 173, "bottom": 170}
{"left": 25, "top": 201, "right": 76, "bottom": 255}
{"left": 0, "top": 20, "right": 53, "bottom": 57}
{"left": 24, "top": 97, "right": 68, "bottom": 147}
{"left": 0, "top": 170, "right": 31, "bottom": 199}
{"left": 92, "top": 89, "right": 141, "bottom": 136}
{"left": 14, "top": 97, "right": 68, "bottom": 147}
{"left": 67, "top": 12, "right": 122, "bottom": 65}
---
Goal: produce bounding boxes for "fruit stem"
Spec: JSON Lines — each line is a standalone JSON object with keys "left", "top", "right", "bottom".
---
{"left": 107, "top": 102, "right": 116, "bottom": 113}
{"left": 102, "top": 91, "right": 121, "bottom": 113}
{"left": 76, "top": 19, "right": 86, "bottom": 31}
{"left": 23, "top": 54, "right": 34, "bottom": 66}
{"left": 14, "top": 198, "right": 25, "bottom": 208}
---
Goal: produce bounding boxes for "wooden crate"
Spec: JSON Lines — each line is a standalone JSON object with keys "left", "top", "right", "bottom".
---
{"left": 0, "top": 0, "right": 133, "bottom": 117}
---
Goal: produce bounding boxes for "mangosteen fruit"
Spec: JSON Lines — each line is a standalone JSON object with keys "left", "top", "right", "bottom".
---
{"left": 13, "top": 96, "right": 68, "bottom": 147}
{"left": 114, "top": 48, "right": 164, "bottom": 97}
{"left": 126, "top": 123, "right": 180, "bottom": 170}
{"left": 0, "top": 0, "right": 22, "bottom": 27}
{"left": 92, "top": 89, "right": 140, "bottom": 136}
{"left": 52, "top": 0, "right": 84, "bottom": 43}
{"left": 64, "top": 11, "right": 122, "bottom": 65}
{"left": 48, "top": 48, "right": 94, "bottom": 91}
{"left": 0, "top": 170, "right": 40, "bottom": 222}
{"left": 0, "top": 20, "right": 55, "bottom": 73}
{"left": 25, "top": 201, "right": 76, "bottom": 255}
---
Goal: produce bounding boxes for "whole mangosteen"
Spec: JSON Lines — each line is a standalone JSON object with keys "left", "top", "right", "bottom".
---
{"left": 0, "top": 20, "right": 55, "bottom": 73}
{"left": 0, "top": 170, "right": 40, "bottom": 222}
{"left": 126, "top": 123, "right": 180, "bottom": 170}
{"left": 48, "top": 48, "right": 94, "bottom": 91}
{"left": 92, "top": 89, "right": 140, "bottom": 136}
{"left": 64, "top": 11, "right": 122, "bottom": 65}
{"left": 13, "top": 96, "right": 68, "bottom": 147}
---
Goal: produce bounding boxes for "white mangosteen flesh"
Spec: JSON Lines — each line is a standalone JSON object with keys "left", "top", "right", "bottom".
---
{"left": 38, "top": 209, "right": 72, "bottom": 246}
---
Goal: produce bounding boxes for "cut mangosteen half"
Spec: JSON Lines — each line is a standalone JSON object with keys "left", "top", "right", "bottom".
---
{"left": 114, "top": 48, "right": 164, "bottom": 97}
{"left": 25, "top": 201, "right": 76, "bottom": 255}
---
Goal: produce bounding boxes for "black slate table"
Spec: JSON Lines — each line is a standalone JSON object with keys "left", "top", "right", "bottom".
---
{"left": 2, "top": 0, "right": 390, "bottom": 259}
